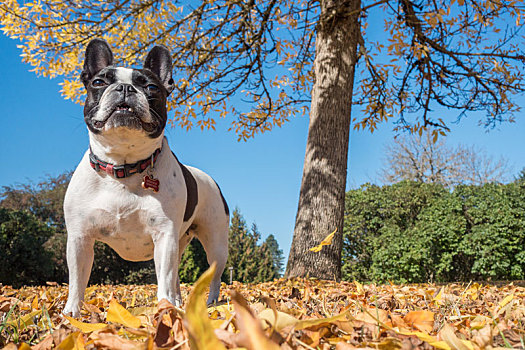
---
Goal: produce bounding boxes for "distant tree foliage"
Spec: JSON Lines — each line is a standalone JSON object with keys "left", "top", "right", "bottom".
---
{"left": 0, "top": 172, "right": 71, "bottom": 230}
{"left": 0, "top": 208, "right": 55, "bottom": 287}
{"left": 265, "top": 234, "right": 285, "bottom": 277}
{"left": 224, "top": 209, "right": 283, "bottom": 283}
{"left": 1, "top": 173, "right": 71, "bottom": 282}
{"left": 517, "top": 168, "right": 525, "bottom": 183}
{"left": 0, "top": 174, "right": 283, "bottom": 286}
{"left": 342, "top": 180, "right": 525, "bottom": 283}
{"left": 380, "top": 131, "right": 510, "bottom": 187}
{"left": 179, "top": 239, "right": 209, "bottom": 284}
{"left": 90, "top": 242, "right": 157, "bottom": 285}
{"left": 180, "top": 213, "right": 285, "bottom": 284}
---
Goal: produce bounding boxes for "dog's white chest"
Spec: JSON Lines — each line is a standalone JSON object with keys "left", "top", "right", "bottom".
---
{"left": 84, "top": 187, "right": 170, "bottom": 261}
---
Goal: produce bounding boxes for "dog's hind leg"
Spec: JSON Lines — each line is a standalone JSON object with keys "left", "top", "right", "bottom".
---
{"left": 174, "top": 229, "right": 194, "bottom": 305}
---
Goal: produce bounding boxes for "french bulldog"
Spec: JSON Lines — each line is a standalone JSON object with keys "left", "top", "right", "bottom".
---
{"left": 63, "top": 39, "right": 229, "bottom": 317}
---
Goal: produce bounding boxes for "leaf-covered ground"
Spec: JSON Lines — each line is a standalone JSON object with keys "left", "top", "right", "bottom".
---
{"left": 1, "top": 268, "right": 524, "bottom": 349}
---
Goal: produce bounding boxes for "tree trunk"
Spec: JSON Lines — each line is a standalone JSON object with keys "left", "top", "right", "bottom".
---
{"left": 285, "top": 0, "right": 361, "bottom": 280}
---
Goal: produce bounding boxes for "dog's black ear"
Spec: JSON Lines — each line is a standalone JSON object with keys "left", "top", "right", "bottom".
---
{"left": 81, "top": 39, "right": 113, "bottom": 87}
{"left": 144, "top": 45, "right": 174, "bottom": 94}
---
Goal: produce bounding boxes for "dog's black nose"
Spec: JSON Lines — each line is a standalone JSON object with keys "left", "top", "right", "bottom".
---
{"left": 115, "top": 83, "right": 137, "bottom": 94}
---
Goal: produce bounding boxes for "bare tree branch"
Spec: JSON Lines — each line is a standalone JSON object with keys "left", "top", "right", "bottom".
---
{"left": 380, "top": 131, "right": 510, "bottom": 186}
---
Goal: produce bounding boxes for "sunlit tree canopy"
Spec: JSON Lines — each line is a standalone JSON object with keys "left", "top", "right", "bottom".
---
{"left": 1, "top": 0, "right": 524, "bottom": 140}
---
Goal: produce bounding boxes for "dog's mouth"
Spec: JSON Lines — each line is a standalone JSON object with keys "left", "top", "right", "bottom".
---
{"left": 92, "top": 103, "right": 156, "bottom": 133}
{"left": 114, "top": 103, "right": 135, "bottom": 114}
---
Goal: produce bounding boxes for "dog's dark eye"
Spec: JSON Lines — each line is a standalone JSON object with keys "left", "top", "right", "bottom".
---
{"left": 146, "top": 84, "right": 159, "bottom": 93}
{"left": 92, "top": 79, "right": 107, "bottom": 87}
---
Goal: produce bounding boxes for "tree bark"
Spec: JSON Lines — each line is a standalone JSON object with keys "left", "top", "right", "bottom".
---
{"left": 285, "top": 0, "right": 361, "bottom": 280}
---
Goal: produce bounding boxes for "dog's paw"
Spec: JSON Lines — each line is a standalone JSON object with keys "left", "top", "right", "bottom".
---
{"left": 63, "top": 300, "right": 81, "bottom": 318}
{"left": 173, "top": 298, "right": 182, "bottom": 308}
{"left": 206, "top": 295, "right": 219, "bottom": 307}
{"left": 206, "top": 286, "right": 221, "bottom": 306}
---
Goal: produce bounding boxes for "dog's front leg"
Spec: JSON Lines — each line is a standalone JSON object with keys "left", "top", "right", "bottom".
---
{"left": 154, "top": 231, "right": 182, "bottom": 307}
{"left": 63, "top": 235, "right": 95, "bottom": 317}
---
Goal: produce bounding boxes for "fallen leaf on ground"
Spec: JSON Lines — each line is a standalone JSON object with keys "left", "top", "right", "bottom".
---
{"left": 1, "top": 271, "right": 524, "bottom": 349}
{"left": 106, "top": 299, "right": 141, "bottom": 328}
{"left": 404, "top": 310, "right": 435, "bottom": 333}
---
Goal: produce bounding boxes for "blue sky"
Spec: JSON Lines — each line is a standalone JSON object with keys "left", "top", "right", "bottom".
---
{"left": 1, "top": 33, "right": 524, "bottom": 262}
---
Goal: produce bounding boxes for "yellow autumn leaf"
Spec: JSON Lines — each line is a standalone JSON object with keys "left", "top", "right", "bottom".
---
{"left": 397, "top": 329, "right": 452, "bottom": 349}
{"left": 106, "top": 299, "right": 141, "bottom": 328}
{"left": 384, "top": 320, "right": 446, "bottom": 347}
{"left": 130, "top": 292, "right": 136, "bottom": 308}
{"left": 57, "top": 332, "right": 85, "bottom": 350}
{"left": 207, "top": 303, "right": 233, "bottom": 316}
{"left": 258, "top": 308, "right": 299, "bottom": 331}
{"left": 470, "top": 315, "right": 490, "bottom": 330}
{"left": 64, "top": 315, "right": 107, "bottom": 333}
{"left": 429, "top": 341, "right": 452, "bottom": 350}
{"left": 210, "top": 318, "right": 225, "bottom": 329}
{"left": 309, "top": 228, "right": 337, "bottom": 252}
{"left": 464, "top": 283, "right": 480, "bottom": 300}
{"left": 432, "top": 287, "right": 443, "bottom": 305}
{"left": 296, "top": 309, "right": 350, "bottom": 330}
{"left": 183, "top": 262, "right": 226, "bottom": 350}
{"left": 404, "top": 310, "right": 435, "bottom": 333}
{"left": 7, "top": 310, "right": 41, "bottom": 330}
{"left": 129, "top": 306, "right": 157, "bottom": 316}
{"left": 18, "top": 343, "right": 32, "bottom": 350}
{"left": 439, "top": 323, "right": 474, "bottom": 350}
{"left": 209, "top": 309, "right": 220, "bottom": 320}
{"left": 395, "top": 329, "right": 437, "bottom": 344}
{"left": 354, "top": 280, "right": 365, "bottom": 295}
{"left": 231, "top": 291, "right": 280, "bottom": 350}
{"left": 498, "top": 294, "right": 513, "bottom": 308}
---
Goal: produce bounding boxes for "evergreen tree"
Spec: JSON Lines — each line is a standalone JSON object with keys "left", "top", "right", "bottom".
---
{"left": 265, "top": 234, "right": 284, "bottom": 278}
{"left": 223, "top": 208, "right": 247, "bottom": 283}
{"left": 255, "top": 242, "right": 277, "bottom": 282}
{"left": 179, "top": 239, "right": 209, "bottom": 283}
{"left": 223, "top": 208, "right": 282, "bottom": 283}
{"left": 516, "top": 168, "right": 525, "bottom": 184}
{"left": 245, "top": 223, "right": 262, "bottom": 282}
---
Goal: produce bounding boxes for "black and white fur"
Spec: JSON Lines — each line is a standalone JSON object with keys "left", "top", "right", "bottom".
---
{"left": 63, "top": 39, "right": 229, "bottom": 317}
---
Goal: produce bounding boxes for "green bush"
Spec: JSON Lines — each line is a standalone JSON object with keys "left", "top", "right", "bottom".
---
{"left": 343, "top": 181, "right": 525, "bottom": 283}
{"left": 456, "top": 183, "right": 525, "bottom": 280}
{"left": 0, "top": 208, "right": 55, "bottom": 286}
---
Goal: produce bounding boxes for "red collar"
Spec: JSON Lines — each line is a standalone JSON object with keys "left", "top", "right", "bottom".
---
{"left": 89, "top": 148, "right": 162, "bottom": 178}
